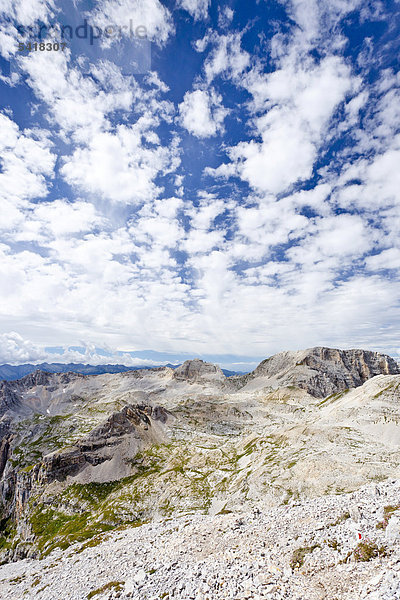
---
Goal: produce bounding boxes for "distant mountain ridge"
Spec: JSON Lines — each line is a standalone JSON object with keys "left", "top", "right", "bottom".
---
{"left": 0, "top": 362, "right": 246, "bottom": 381}
{"left": 0, "top": 362, "right": 173, "bottom": 381}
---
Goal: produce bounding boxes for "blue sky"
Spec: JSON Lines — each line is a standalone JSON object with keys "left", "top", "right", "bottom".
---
{"left": 0, "top": 0, "right": 399, "bottom": 370}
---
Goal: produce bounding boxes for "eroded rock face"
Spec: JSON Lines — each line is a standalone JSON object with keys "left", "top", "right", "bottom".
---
{"left": 0, "top": 425, "right": 11, "bottom": 479}
{"left": 245, "top": 347, "right": 400, "bottom": 397}
{"left": 17, "top": 370, "right": 84, "bottom": 389}
{"left": 0, "top": 371, "right": 86, "bottom": 418}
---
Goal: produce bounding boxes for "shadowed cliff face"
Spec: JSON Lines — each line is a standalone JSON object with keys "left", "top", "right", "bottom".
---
{"left": 0, "top": 346, "right": 399, "bottom": 562}
{"left": 0, "top": 383, "right": 22, "bottom": 416}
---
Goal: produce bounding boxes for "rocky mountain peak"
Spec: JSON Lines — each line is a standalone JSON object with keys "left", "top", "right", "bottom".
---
{"left": 173, "top": 359, "right": 226, "bottom": 382}
{"left": 246, "top": 346, "right": 400, "bottom": 397}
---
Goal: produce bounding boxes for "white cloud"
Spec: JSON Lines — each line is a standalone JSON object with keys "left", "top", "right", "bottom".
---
{"left": 18, "top": 51, "right": 178, "bottom": 205}
{"left": 0, "top": 332, "right": 47, "bottom": 364}
{"left": 130, "top": 197, "right": 184, "bottom": 251}
{"left": 366, "top": 248, "right": 400, "bottom": 271}
{"left": 0, "top": 0, "right": 399, "bottom": 363}
{"left": 178, "top": 0, "right": 210, "bottom": 21}
{"left": 7, "top": 199, "right": 105, "bottom": 244}
{"left": 0, "top": 332, "right": 174, "bottom": 366}
{"left": 61, "top": 124, "right": 179, "bottom": 204}
{"left": 34, "top": 200, "right": 105, "bottom": 237}
{"left": 89, "top": 0, "right": 174, "bottom": 45}
{"left": 218, "top": 6, "right": 234, "bottom": 28}
{"left": 335, "top": 143, "right": 400, "bottom": 212}
{"left": 0, "top": 0, "right": 55, "bottom": 59}
{"left": 279, "top": 0, "right": 363, "bottom": 53}
{"left": 286, "top": 214, "right": 374, "bottom": 267}
{"left": 183, "top": 229, "right": 225, "bottom": 254}
{"left": 21, "top": 52, "right": 135, "bottom": 143}
{"left": 205, "top": 53, "right": 356, "bottom": 195}
{"left": 0, "top": 0, "right": 55, "bottom": 26}
{"left": 179, "top": 89, "right": 228, "bottom": 137}
{"left": 195, "top": 32, "right": 250, "bottom": 84}
{"left": 0, "top": 112, "right": 55, "bottom": 214}
{"left": 224, "top": 56, "right": 355, "bottom": 194}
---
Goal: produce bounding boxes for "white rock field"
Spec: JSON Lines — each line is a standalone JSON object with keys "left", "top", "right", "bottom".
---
{"left": 0, "top": 478, "right": 399, "bottom": 600}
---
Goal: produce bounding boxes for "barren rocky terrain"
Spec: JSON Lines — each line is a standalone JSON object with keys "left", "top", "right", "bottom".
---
{"left": 0, "top": 346, "right": 399, "bottom": 597}
{"left": 0, "top": 478, "right": 399, "bottom": 599}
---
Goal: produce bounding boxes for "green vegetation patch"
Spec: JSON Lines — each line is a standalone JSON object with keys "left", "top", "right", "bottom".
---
{"left": 29, "top": 505, "right": 115, "bottom": 555}
{"left": 290, "top": 544, "right": 320, "bottom": 569}
{"left": 0, "top": 517, "right": 17, "bottom": 551}
{"left": 376, "top": 504, "right": 400, "bottom": 530}
{"left": 87, "top": 581, "right": 124, "bottom": 599}
{"left": 318, "top": 389, "right": 349, "bottom": 407}
{"left": 66, "top": 481, "right": 122, "bottom": 506}
{"left": 353, "top": 539, "right": 387, "bottom": 562}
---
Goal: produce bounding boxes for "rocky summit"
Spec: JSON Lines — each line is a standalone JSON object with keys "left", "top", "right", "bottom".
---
{"left": 0, "top": 346, "right": 399, "bottom": 599}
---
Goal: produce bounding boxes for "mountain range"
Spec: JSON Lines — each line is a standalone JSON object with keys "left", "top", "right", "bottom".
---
{"left": 0, "top": 346, "right": 399, "bottom": 566}
{"left": 0, "top": 362, "right": 244, "bottom": 381}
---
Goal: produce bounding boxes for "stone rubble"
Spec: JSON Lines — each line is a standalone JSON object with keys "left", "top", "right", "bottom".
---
{"left": 0, "top": 479, "right": 399, "bottom": 600}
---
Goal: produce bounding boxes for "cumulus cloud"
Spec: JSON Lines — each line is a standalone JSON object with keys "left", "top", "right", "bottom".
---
{"left": 89, "top": 0, "right": 174, "bottom": 45}
{"left": 195, "top": 31, "right": 250, "bottom": 83}
{"left": 0, "top": 332, "right": 47, "bottom": 364}
{"left": 178, "top": 0, "right": 210, "bottom": 21}
{"left": 0, "top": 0, "right": 55, "bottom": 59}
{"left": 18, "top": 51, "right": 179, "bottom": 205}
{"left": 179, "top": 89, "right": 228, "bottom": 137}
{"left": 0, "top": 333, "right": 174, "bottom": 366}
{"left": 0, "top": 112, "right": 55, "bottom": 204}
{"left": 21, "top": 52, "right": 135, "bottom": 143}
{"left": 366, "top": 248, "right": 400, "bottom": 271}
{"left": 7, "top": 199, "right": 106, "bottom": 244}
{"left": 61, "top": 125, "right": 178, "bottom": 204}
{"left": 209, "top": 55, "right": 355, "bottom": 194}
{"left": 0, "top": 113, "right": 56, "bottom": 235}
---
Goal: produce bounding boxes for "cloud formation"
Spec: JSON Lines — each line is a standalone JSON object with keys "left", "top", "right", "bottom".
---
{"left": 179, "top": 88, "right": 227, "bottom": 137}
{"left": 0, "top": 0, "right": 399, "bottom": 363}
{"left": 178, "top": 0, "right": 210, "bottom": 21}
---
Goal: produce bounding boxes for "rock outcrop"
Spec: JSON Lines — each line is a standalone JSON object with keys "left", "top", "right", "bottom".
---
{"left": 242, "top": 347, "right": 400, "bottom": 397}
{"left": 40, "top": 403, "right": 170, "bottom": 483}
{"left": 173, "top": 359, "right": 226, "bottom": 383}
{"left": 0, "top": 382, "right": 22, "bottom": 416}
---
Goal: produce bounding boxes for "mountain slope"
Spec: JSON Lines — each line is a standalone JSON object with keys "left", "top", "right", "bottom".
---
{"left": 1, "top": 478, "right": 400, "bottom": 600}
